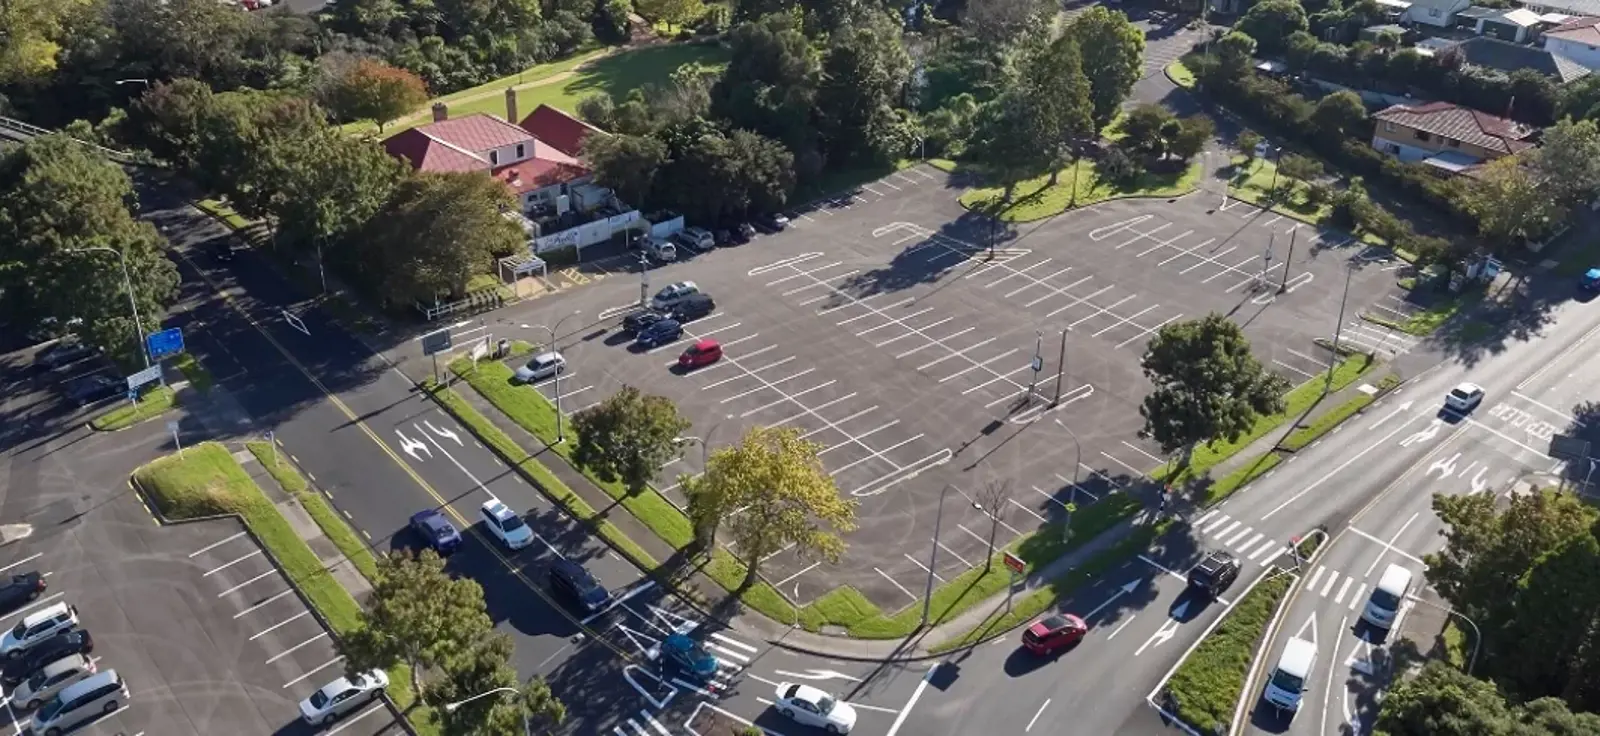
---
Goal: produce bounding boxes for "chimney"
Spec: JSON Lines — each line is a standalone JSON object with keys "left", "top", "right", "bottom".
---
{"left": 505, "top": 88, "right": 519, "bottom": 124}
{"left": 432, "top": 103, "right": 448, "bottom": 122}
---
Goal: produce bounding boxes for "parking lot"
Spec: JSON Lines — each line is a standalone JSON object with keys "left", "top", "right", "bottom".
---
{"left": 485, "top": 163, "right": 1406, "bottom": 612}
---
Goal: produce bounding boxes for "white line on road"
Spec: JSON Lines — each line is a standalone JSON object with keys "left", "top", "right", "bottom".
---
{"left": 217, "top": 569, "right": 278, "bottom": 598}
{"left": 250, "top": 610, "right": 310, "bottom": 641}
{"left": 1364, "top": 511, "right": 1419, "bottom": 577}
{"left": 875, "top": 568, "right": 919, "bottom": 601}
{"left": 885, "top": 665, "right": 940, "bottom": 736}
{"left": 234, "top": 588, "right": 296, "bottom": 618}
{"left": 1261, "top": 411, "right": 1427, "bottom": 521}
{"left": 0, "top": 554, "right": 41, "bottom": 573}
{"left": 283, "top": 656, "right": 345, "bottom": 688}
{"left": 1347, "top": 526, "right": 1427, "bottom": 567}
{"left": 325, "top": 703, "right": 389, "bottom": 735}
{"left": 1027, "top": 700, "right": 1051, "bottom": 731}
{"left": 203, "top": 549, "right": 262, "bottom": 576}
{"left": 1107, "top": 616, "right": 1137, "bottom": 640}
{"left": 775, "top": 562, "right": 821, "bottom": 587}
{"left": 905, "top": 553, "right": 944, "bottom": 583}
{"left": 266, "top": 632, "right": 329, "bottom": 664}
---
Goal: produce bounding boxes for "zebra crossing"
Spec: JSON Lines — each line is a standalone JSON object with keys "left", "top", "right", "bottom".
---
{"left": 1193, "top": 509, "right": 1293, "bottom": 566}
{"left": 1302, "top": 563, "right": 1384, "bottom": 613}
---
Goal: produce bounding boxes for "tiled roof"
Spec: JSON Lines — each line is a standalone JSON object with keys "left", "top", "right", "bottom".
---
{"left": 492, "top": 159, "right": 590, "bottom": 194}
{"left": 519, "top": 104, "right": 606, "bottom": 158}
{"left": 1373, "top": 101, "right": 1539, "bottom": 154}
{"left": 1456, "top": 36, "right": 1591, "bottom": 82}
{"left": 381, "top": 128, "right": 487, "bottom": 173}
{"left": 417, "top": 114, "right": 537, "bottom": 154}
{"left": 1544, "top": 14, "right": 1600, "bottom": 43}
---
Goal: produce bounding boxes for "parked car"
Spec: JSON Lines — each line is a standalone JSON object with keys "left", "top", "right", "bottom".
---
{"left": 671, "top": 294, "right": 716, "bottom": 323}
{"left": 35, "top": 341, "right": 94, "bottom": 371}
{"left": 676, "top": 227, "right": 716, "bottom": 252}
{"left": 480, "top": 500, "right": 533, "bottom": 551}
{"left": 548, "top": 559, "right": 611, "bottom": 614}
{"left": 1187, "top": 550, "right": 1241, "bottom": 599}
{"left": 733, "top": 222, "right": 756, "bottom": 242}
{"left": 1, "top": 630, "right": 93, "bottom": 687}
{"left": 656, "top": 634, "right": 719, "bottom": 681}
{"left": 64, "top": 374, "right": 122, "bottom": 406}
{"left": 634, "top": 319, "right": 684, "bottom": 349}
{"left": 2, "top": 603, "right": 79, "bottom": 659}
{"left": 772, "top": 682, "right": 858, "bottom": 734}
{"left": 10, "top": 653, "right": 95, "bottom": 711}
{"left": 651, "top": 281, "right": 700, "bottom": 310}
{"left": 0, "top": 572, "right": 47, "bottom": 613}
{"left": 31, "top": 668, "right": 127, "bottom": 736}
{"left": 1583, "top": 268, "right": 1600, "bottom": 292}
{"left": 409, "top": 509, "right": 461, "bottom": 556}
{"left": 678, "top": 339, "right": 723, "bottom": 369}
{"left": 513, "top": 352, "right": 566, "bottom": 383}
{"left": 1444, "top": 382, "right": 1484, "bottom": 413}
{"left": 755, "top": 213, "right": 791, "bottom": 233}
{"left": 646, "top": 237, "right": 678, "bottom": 263}
{"left": 1020, "top": 613, "right": 1087, "bottom": 655}
{"left": 298, "top": 669, "right": 388, "bottom": 726}
{"left": 621, "top": 309, "right": 670, "bottom": 335}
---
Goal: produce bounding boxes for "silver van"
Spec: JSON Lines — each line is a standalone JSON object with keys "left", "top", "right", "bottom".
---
{"left": 1362, "top": 564, "right": 1413, "bottom": 629}
{"left": 1262, "top": 637, "right": 1316, "bottom": 714}
{"left": 10, "top": 653, "right": 94, "bottom": 710}
{"left": 31, "top": 668, "right": 126, "bottom": 735}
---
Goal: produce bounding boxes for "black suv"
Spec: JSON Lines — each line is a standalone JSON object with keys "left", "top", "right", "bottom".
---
{"left": 621, "top": 309, "right": 670, "bottom": 335}
{"left": 1187, "top": 551, "right": 1241, "bottom": 598}
{"left": 671, "top": 294, "right": 715, "bottom": 322}
{"left": 548, "top": 559, "right": 610, "bottom": 613}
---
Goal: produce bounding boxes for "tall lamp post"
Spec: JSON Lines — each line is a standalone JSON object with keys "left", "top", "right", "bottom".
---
{"left": 1326, "top": 262, "right": 1356, "bottom": 393}
{"left": 443, "top": 687, "right": 529, "bottom": 736}
{"left": 1405, "top": 595, "right": 1483, "bottom": 675}
{"left": 66, "top": 246, "right": 150, "bottom": 368}
{"left": 521, "top": 310, "right": 581, "bottom": 443}
{"left": 921, "top": 485, "right": 956, "bottom": 628}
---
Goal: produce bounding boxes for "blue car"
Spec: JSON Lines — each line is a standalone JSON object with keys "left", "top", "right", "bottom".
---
{"left": 634, "top": 319, "right": 683, "bottom": 348}
{"left": 1582, "top": 268, "right": 1600, "bottom": 292}
{"left": 409, "top": 509, "right": 461, "bottom": 555}
{"left": 658, "top": 633, "right": 719, "bottom": 681}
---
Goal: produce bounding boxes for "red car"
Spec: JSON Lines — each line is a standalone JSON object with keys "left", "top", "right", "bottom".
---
{"left": 678, "top": 339, "right": 722, "bottom": 368}
{"left": 1021, "top": 613, "right": 1087, "bottom": 655}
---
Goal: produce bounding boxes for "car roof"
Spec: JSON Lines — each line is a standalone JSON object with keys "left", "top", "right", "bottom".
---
{"left": 411, "top": 509, "right": 453, "bottom": 531}
{"left": 530, "top": 351, "right": 562, "bottom": 363}
{"left": 481, "top": 499, "right": 514, "bottom": 519}
{"left": 554, "top": 559, "right": 594, "bottom": 580}
{"left": 692, "top": 338, "right": 719, "bottom": 350}
{"left": 1588, "top": 268, "right": 1600, "bottom": 279}
{"left": 1455, "top": 382, "right": 1481, "bottom": 392}
{"left": 37, "top": 654, "right": 87, "bottom": 678}
{"left": 1278, "top": 637, "right": 1317, "bottom": 677}
{"left": 59, "top": 669, "right": 117, "bottom": 701}
{"left": 1198, "top": 550, "right": 1235, "bottom": 571}
{"left": 786, "top": 683, "right": 827, "bottom": 703}
{"left": 21, "top": 602, "right": 70, "bottom": 626}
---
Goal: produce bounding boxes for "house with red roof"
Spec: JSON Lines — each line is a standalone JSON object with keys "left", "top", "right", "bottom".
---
{"left": 1370, "top": 101, "right": 1539, "bottom": 177}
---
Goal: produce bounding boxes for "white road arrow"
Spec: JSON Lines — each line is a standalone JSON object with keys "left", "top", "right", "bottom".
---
{"left": 423, "top": 420, "right": 463, "bottom": 446}
{"left": 1367, "top": 401, "right": 1415, "bottom": 432}
{"left": 395, "top": 430, "right": 431, "bottom": 461}
{"left": 773, "top": 669, "right": 864, "bottom": 683}
{"left": 1085, "top": 580, "right": 1142, "bottom": 620}
{"left": 1469, "top": 466, "right": 1491, "bottom": 495}
{"left": 1135, "top": 617, "right": 1181, "bottom": 656}
{"left": 1426, "top": 452, "right": 1461, "bottom": 479}
{"left": 1399, "top": 420, "right": 1443, "bottom": 448}
{"left": 1345, "top": 639, "right": 1377, "bottom": 676}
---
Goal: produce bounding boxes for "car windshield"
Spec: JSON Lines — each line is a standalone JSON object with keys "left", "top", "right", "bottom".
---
{"left": 817, "top": 695, "right": 836, "bottom": 714}
{"left": 1450, "top": 389, "right": 1470, "bottom": 399}
{"left": 309, "top": 687, "right": 332, "bottom": 709}
{"left": 1270, "top": 669, "right": 1304, "bottom": 693}
{"left": 24, "top": 668, "right": 49, "bottom": 689}
{"left": 1370, "top": 588, "right": 1401, "bottom": 610}
{"left": 1040, "top": 615, "right": 1069, "bottom": 632}
{"left": 10, "top": 621, "right": 26, "bottom": 638}
{"left": 37, "top": 695, "right": 65, "bottom": 722}
{"left": 500, "top": 514, "right": 526, "bottom": 532}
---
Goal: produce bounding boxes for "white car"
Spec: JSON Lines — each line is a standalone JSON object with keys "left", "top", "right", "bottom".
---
{"left": 1, "top": 603, "right": 78, "bottom": 659}
{"left": 1444, "top": 382, "right": 1484, "bottom": 412}
{"left": 773, "top": 682, "right": 857, "bottom": 734}
{"left": 650, "top": 281, "right": 700, "bottom": 310}
{"left": 480, "top": 499, "right": 534, "bottom": 550}
{"left": 298, "top": 668, "right": 388, "bottom": 726}
{"left": 513, "top": 351, "right": 565, "bottom": 384}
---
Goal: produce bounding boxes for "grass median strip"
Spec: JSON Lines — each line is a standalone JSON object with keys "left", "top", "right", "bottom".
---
{"left": 173, "top": 353, "right": 212, "bottom": 393}
{"left": 131, "top": 442, "right": 435, "bottom": 735}
{"left": 958, "top": 158, "right": 1202, "bottom": 222}
{"left": 90, "top": 385, "right": 177, "bottom": 431}
{"left": 245, "top": 441, "right": 378, "bottom": 581}
{"left": 1165, "top": 572, "right": 1295, "bottom": 735}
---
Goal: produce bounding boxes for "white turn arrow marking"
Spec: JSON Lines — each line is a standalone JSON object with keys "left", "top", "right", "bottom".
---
{"left": 772, "top": 669, "right": 864, "bottom": 683}
{"left": 1134, "top": 598, "right": 1192, "bottom": 657}
{"left": 1469, "top": 466, "right": 1490, "bottom": 495}
{"left": 1345, "top": 639, "right": 1376, "bottom": 676}
{"left": 395, "top": 430, "right": 432, "bottom": 461}
{"left": 1085, "top": 579, "right": 1142, "bottom": 620}
{"left": 423, "top": 420, "right": 463, "bottom": 446}
{"left": 1426, "top": 452, "right": 1460, "bottom": 479}
{"left": 1399, "top": 420, "right": 1443, "bottom": 448}
{"left": 1367, "top": 401, "right": 1415, "bottom": 432}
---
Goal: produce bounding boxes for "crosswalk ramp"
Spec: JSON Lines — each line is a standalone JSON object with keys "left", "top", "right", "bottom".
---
{"left": 1194, "top": 510, "right": 1292, "bottom": 565}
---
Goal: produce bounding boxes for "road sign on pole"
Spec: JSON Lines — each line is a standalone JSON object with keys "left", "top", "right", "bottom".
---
{"left": 1003, "top": 552, "right": 1026, "bottom": 574}
{"left": 1550, "top": 434, "right": 1590, "bottom": 463}
{"left": 145, "top": 328, "right": 185, "bottom": 360}
{"left": 419, "top": 328, "right": 453, "bottom": 356}
{"left": 167, "top": 420, "right": 183, "bottom": 454}
{"left": 125, "top": 365, "right": 162, "bottom": 391}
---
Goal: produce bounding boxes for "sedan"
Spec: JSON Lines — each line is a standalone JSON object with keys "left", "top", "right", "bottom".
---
{"left": 1021, "top": 613, "right": 1087, "bottom": 655}
{"left": 634, "top": 319, "right": 683, "bottom": 349}
{"left": 755, "top": 212, "right": 790, "bottom": 233}
{"left": 1, "top": 630, "right": 92, "bottom": 687}
{"left": 35, "top": 341, "right": 94, "bottom": 371}
{"left": 1583, "top": 268, "right": 1600, "bottom": 292}
{"left": 656, "top": 634, "right": 718, "bottom": 681}
{"left": 0, "top": 573, "right": 46, "bottom": 613}
{"left": 298, "top": 669, "right": 388, "bottom": 726}
{"left": 409, "top": 509, "right": 461, "bottom": 556}
{"left": 513, "top": 352, "right": 565, "bottom": 383}
{"left": 773, "top": 682, "right": 858, "bottom": 734}
{"left": 64, "top": 374, "right": 122, "bottom": 406}
{"left": 1444, "top": 382, "right": 1484, "bottom": 413}
{"left": 621, "top": 309, "right": 670, "bottom": 335}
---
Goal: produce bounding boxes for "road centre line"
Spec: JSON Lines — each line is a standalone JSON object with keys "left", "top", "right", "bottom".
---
{"left": 1347, "top": 526, "right": 1427, "bottom": 567}
{"left": 1363, "top": 511, "right": 1420, "bottom": 577}
{"left": 188, "top": 535, "right": 244, "bottom": 559}
{"left": 1259, "top": 410, "right": 1430, "bottom": 521}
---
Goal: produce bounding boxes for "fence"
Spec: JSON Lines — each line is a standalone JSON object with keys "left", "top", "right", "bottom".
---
{"left": 0, "top": 116, "right": 139, "bottom": 163}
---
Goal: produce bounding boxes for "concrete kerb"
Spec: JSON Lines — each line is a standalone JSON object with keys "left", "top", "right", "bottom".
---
{"left": 125, "top": 474, "right": 418, "bottom": 736}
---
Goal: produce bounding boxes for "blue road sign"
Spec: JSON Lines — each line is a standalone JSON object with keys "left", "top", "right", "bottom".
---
{"left": 146, "top": 328, "right": 184, "bottom": 360}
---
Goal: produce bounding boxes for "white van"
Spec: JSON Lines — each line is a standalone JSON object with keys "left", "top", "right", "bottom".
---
{"left": 31, "top": 669, "right": 127, "bottom": 735}
{"left": 1362, "top": 564, "right": 1413, "bottom": 629}
{"left": 1262, "top": 637, "right": 1316, "bottom": 713}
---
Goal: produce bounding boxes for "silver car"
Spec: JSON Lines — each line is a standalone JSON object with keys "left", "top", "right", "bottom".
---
{"left": 10, "top": 654, "right": 94, "bottom": 710}
{"left": 513, "top": 352, "right": 566, "bottom": 383}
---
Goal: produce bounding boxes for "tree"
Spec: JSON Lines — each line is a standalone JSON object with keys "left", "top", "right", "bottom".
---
{"left": 1169, "top": 115, "right": 1215, "bottom": 163}
{"left": 1310, "top": 90, "right": 1368, "bottom": 139}
{"left": 571, "top": 387, "right": 692, "bottom": 497}
{"left": 1460, "top": 158, "right": 1567, "bottom": 255}
{"left": 1237, "top": 130, "right": 1263, "bottom": 162}
{"left": 976, "top": 480, "right": 1013, "bottom": 571}
{"left": 0, "top": 0, "right": 97, "bottom": 85}
{"left": 1119, "top": 103, "right": 1176, "bottom": 160}
{"left": 321, "top": 57, "right": 430, "bottom": 132}
{"left": 635, "top": 0, "right": 705, "bottom": 30}
{"left": 1017, "top": 33, "right": 1095, "bottom": 184}
{"left": 1276, "top": 154, "right": 1324, "bottom": 192}
{"left": 1238, "top": 0, "right": 1309, "bottom": 54}
{"left": 962, "top": 0, "right": 1050, "bottom": 46}
{"left": 966, "top": 90, "right": 1052, "bottom": 201}
{"left": 269, "top": 127, "right": 410, "bottom": 257}
{"left": 694, "top": 427, "right": 857, "bottom": 589}
{"left": 128, "top": 79, "right": 219, "bottom": 169}
{"left": 0, "top": 135, "right": 179, "bottom": 367}
{"left": 1137, "top": 314, "right": 1289, "bottom": 463}
{"left": 582, "top": 133, "right": 669, "bottom": 209}
{"left": 813, "top": 10, "right": 913, "bottom": 167}
{"left": 1066, "top": 7, "right": 1145, "bottom": 129}
{"left": 425, "top": 635, "right": 566, "bottom": 735}
{"left": 1527, "top": 118, "right": 1600, "bottom": 210}
{"left": 713, "top": 14, "right": 820, "bottom": 162}
{"left": 355, "top": 172, "right": 525, "bottom": 307}
{"left": 1375, "top": 660, "right": 1600, "bottom": 736}
{"left": 1215, "top": 31, "right": 1258, "bottom": 77}
{"left": 340, "top": 550, "right": 496, "bottom": 702}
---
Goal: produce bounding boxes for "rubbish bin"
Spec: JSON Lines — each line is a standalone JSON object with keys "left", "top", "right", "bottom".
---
{"left": 496, "top": 338, "right": 509, "bottom": 359}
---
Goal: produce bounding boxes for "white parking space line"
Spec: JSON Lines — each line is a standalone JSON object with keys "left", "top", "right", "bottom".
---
{"left": 250, "top": 610, "right": 311, "bottom": 641}
{"left": 875, "top": 568, "right": 919, "bottom": 601}
{"left": 858, "top": 308, "right": 934, "bottom": 337}
{"left": 719, "top": 369, "right": 816, "bottom": 402}
{"left": 1025, "top": 276, "right": 1095, "bottom": 307}
{"left": 1116, "top": 314, "right": 1182, "bottom": 349}
{"left": 937, "top": 541, "right": 972, "bottom": 568}
{"left": 325, "top": 703, "right": 390, "bottom": 734}
{"left": 701, "top": 356, "right": 794, "bottom": 390}
{"left": 1009, "top": 498, "right": 1047, "bottom": 523}
{"left": 816, "top": 420, "right": 897, "bottom": 454}
{"left": 739, "top": 380, "right": 837, "bottom": 418}
{"left": 266, "top": 632, "right": 329, "bottom": 664}
{"left": 1273, "top": 359, "right": 1314, "bottom": 378}
{"left": 768, "top": 393, "right": 859, "bottom": 429}
{"left": 835, "top": 297, "right": 914, "bottom": 324}
{"left": 284, "top": 656, "right": 345, "bottom": 688}
{"left": 0, "top": 554, "right": 41, "bottom": 573}
{"left": 234, "top": 588, "right": 297, "bottom": 618}
{"left": 905, "top": 553, "right": 944, "bottom": 583}
{"left": 1007, "top": 266, "right": 1073, "bottom": 297}
{"left": 774, "top": 561, "right": 821, "bottom": 587}
{"left": 1, "top": 593, "right": 64, "bottom": 626}
{"left": 829, "top": 435, "right": 925, "bottom": 476}
{"left": 217, "top": 569, "right": 279, "bottom": 598}
{"left": 204, "top": 549, "right": 262, "bottom": 576}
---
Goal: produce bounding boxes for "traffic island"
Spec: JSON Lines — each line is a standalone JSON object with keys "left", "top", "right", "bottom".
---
{"left": 1156, "top": 570, "right": 1295, "bottom": 735}
{"left": 89, "top": 385, "right": 178, "bottom": 431}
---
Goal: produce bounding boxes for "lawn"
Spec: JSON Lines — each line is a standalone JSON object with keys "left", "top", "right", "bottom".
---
{"left": 1281, "top": 374, "right": 1399, "bottom": 451}
{"left": 1364, "top": 290, "right": 1482, "bottom": 336}
{"left": 1165, "top": 572, "right": 1294, "bottom": 735}
{"left": 959, "top": 157, "right": 1203, "bottom": 222}
{"left": 1167, "top": 60, "right": 1196, "bottom": 88}
{"left": 131, "top": 443, "right": 437, "bottom": 734}
{"left": 1227, "top": 157, "right": 1389, "bottom": 248}
{"left": 90, "top": 385, "right": 177, "bottom": 431}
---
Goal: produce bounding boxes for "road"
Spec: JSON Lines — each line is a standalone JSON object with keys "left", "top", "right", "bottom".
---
{"left": 1235, "top": 296, "right": 1600, "bottom": 736}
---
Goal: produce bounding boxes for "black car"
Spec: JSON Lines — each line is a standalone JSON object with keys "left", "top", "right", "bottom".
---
{"left": 754, "top": 213, "right": 790, "bottom": 233}
{"left": 671, "top": 294, "right": 715, "bottom": 322}
{"left": 1, "top": 629, "right": 91, "bottom": 687}
{"left": 64, "top": 374, "right": 122, "bottom": 406}
{"left": 0, "top": 573, "right": 45, "bottom": 613}
{"left": 1187, "top": 550, "right": 1242, "bottom": 598}
{"left": 621, "top": 309, "right": 670, "bottom": 335}
{"left": 35, "top": 341, "right": 94, "bottom": 371}
{"left": 634, "top": 319, "right": 684, "bottom": 348}
{"left": 548, "top": 559, "right": 611, "bottom": 613}
{"left": 734, "top": 222, "right": 756, "bottom": 242}
{"left": 211, "top": 241, "right": 238, "bottom": 263}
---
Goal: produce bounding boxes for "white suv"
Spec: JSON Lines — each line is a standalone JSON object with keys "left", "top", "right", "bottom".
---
{"left": 480, "top": 500, "right": 534, "bottom": 550}
{"left": 1, "top": 603, "right": 78, "bottom": 659}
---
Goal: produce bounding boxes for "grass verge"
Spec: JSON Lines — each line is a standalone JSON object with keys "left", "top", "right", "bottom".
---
{"left": 172, "top": 353, "right": 212, "bottom": 393}
{"left": 929, "top": 520, "right": 1173, "bottom": 653}
{"left": 959, "top": 158, "right": 1202, "bottom": 222}
{"left": 1167, "top": 60, "right": 1196, "bottom": 88}
{"left": 1280, "top": 374, "right": 1398, "bottom": 451}
{"left": 245, "top": 441, "right": 379, "bottom": 581}
{"left": 1226, "top": 158, "right": 1388, "bottom": 248}
{"left": 1363, "top": 291, "right": 1481, "bottom": 336}
{"left": 90, "top": 385, "right": 177, "bottom": 431}
{"left": 1199, "top": 453, "right": 1284, "bottom": 507}
{"left": 132, "top": 442, "right": 435, "bottom": 734}
{"left": 1166, "top": 572, "right": 1295, "bottom": 735}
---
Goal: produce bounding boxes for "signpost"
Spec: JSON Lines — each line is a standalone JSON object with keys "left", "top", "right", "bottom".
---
{"left": 419, "top": 328, "right": 453, "bottom": 385}
{"left": 125, "top": 365, "right": 162, "bottom": 392}
{"left": 145, "top": 328, "right": 184, "bottom": 361}
{"left": 167, "top": 420, "right": 183, "bottom": 455}
{"left": 1003, "top": 552, "right": 1026, "bottom": 614}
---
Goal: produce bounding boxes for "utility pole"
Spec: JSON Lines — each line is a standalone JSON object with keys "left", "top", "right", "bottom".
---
{"left": 921, "top": 486, "right": 954, "bottom": 628}
{"left": 1326, "top": 264, "right": 1354, "bottom": 392}
{"left": 1278, "top": 228, "right": 1298, "bottom": 293}
{"left": 1026, "top": 331, "right": 1043, "bottom": 407}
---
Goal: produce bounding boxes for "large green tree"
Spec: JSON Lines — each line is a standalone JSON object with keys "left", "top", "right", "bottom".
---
{"left": 1137, "top": 313, "right": 1288, "bottom": 463}
{"left": 1375, "top": 661, "right": 1600, "bottom": 736}
{"left": 1238, "top": 0, "right": 1309, "bottom": 54}
{"left": 713, "top": 14, "right": 820, "bottom": 170}
{"left": 0, "top": 0, "right": 97, "bottom": 85}
{"left": 339, "top": 550, "right": 494, "bottom": 701}
{"left": 965, "top": 90, "right": 1051, "bottom": 201}
{"left": 424, "top": 635, "right": 566, "bottom": 735}
{"left": 1460, "top": 158, "right": 1567, "bottom": 255}
{"left": 1066, "top": 7, "right": 1145, "bottom": 129}
{"left": 355, "top": 172, "right": 525, "bottom": 307}
{"left": 813, "top": 10, "right": 913, "bottom": 167}
{"left": 1310, "top": 90, "right": 1368, "bottom": 139}
{"left": 0, "top": 135, "right": 179, "bottom": 367}
{"left": 1016, "top": 32, "right": 1095, "bottom": 185}
{"left": 582, "top": 133, "right": 669, "bottom": 210}
{"left": 571, "top": 386, "right": 692, "bottom": 497}
{"left": 1527, "top": 118, "right": 1600, "bottom": 210}
{"left": 270, "top": 127, "right": 410, "bottom": 258}
{"left": 319, "top": 56, "right": 430, "bottom": 132}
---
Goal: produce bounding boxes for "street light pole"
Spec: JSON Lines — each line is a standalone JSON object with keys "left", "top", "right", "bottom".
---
{"left": 524, "top": 311, "right": 581, "bottom": 443}
{"left": 1326, "top": 263, "right": 1355, "bottom": 393}
{"left": 1052, "top": 327, "right": 1069, "bottom": 405}
{"left": 67, "top": 246, "right": 150, "bottom": 368}
{"left": 443, "top": 687, "right": 530, "bottom": 736}
{"left": 1406, "top": 595, "right": 1483, "bottom": 675}
{"left": 1277, "top": 227, "right": 1297, "bottom": 293}
{"left": 921, "top": 485, "right": 955, "bottom": 628}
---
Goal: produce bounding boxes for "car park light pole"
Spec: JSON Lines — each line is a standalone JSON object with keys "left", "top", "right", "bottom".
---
{"left": 1053, "top": 418, "right": 1083, "bottom": 542}
{"left": 443, "top": 687, "right": 529, "bottom": 736}
{"left": 65, "top": 246, "right": 150, "bottom": 368}
{"left": 1404, "top": 594, "right": 1482, "bottom": 675}
{"left": 922, "top": 484, "right": 957, "bottom": 628}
